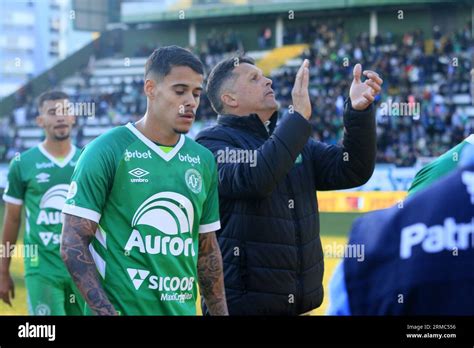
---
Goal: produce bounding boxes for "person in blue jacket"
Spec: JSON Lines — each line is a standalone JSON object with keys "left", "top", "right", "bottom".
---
{"left": 327, "top": 145, "right": 474, "bottom": 315}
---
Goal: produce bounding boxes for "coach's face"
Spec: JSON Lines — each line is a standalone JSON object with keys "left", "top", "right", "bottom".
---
{"left": 148, "top": 66, "right": 203, "bottom": 135}
{"left": 37, "top": 99, "right": 75, "bottom": 141}
{"left": 227, "top": 63, "right": 278, "bottom": 115}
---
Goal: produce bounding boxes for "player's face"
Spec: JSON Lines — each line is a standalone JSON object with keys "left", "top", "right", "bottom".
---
{"left": 149, "top": 66, "right": 203, "bottom": 135}
{"left": 37, "top": 99, "right": 75, "bottom": 141}
{"left": 230, "top": 63, "right": 278, "bottom": 114}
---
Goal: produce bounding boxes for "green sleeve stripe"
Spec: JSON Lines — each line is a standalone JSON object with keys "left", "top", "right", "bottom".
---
{"left": 89, "top": 244, "right": 106, "bottom": 278}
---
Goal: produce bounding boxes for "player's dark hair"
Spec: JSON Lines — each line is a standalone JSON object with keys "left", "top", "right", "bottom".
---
{"left": 206, "top": 56, "right": 255, "bottom": 114}
{"left": 144, "top": 45, "right": 204, "bottom": 80}
{"left": 37, "top": 90, "right": 69, "bottom": 109}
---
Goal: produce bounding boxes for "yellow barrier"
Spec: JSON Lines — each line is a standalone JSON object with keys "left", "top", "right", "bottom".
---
{"left": 256, "top": 44, "right": 309, "bottom": 76}
{"left": 317, "top": 191, "right": 407, "bottom": 212}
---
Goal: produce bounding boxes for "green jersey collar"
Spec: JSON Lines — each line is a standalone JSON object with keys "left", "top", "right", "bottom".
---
{"left": 38, "top": 143, "right": 77, "bottom": 168}
{"left": 125, "top": 122, "right": 185, "bottom": 162}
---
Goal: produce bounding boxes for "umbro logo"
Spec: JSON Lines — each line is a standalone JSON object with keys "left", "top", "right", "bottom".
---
{"left": 36, "top": 173, "right": 50, "bottom": 183}
{"left": 129, "top": 168, "right": 149, "bottom": 178}
{"left": 127, "top": 268, "right": 150, "bottom": 290}
{"left": 129, "top": 168, "right": 149, "bottom": 183}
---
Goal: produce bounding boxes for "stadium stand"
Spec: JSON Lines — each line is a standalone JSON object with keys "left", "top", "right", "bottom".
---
{"left": 0, "top": 20, "right": 472, "bottom": 167}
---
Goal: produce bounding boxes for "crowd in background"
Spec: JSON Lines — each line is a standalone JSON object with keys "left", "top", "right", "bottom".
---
{"left": 278, "top": 20, "right": 473, "bottom": 166}
{"left": 1, "top": 20, "right": 472, "bottom": 167}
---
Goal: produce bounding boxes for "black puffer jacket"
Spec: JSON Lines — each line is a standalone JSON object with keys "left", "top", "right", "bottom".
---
{"left": 196, "top": 99, "right": 376, "bottom": 315}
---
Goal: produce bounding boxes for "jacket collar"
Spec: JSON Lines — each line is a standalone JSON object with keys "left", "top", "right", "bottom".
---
{"left": 217, "top": 111, "right": 279, "bottom": 138}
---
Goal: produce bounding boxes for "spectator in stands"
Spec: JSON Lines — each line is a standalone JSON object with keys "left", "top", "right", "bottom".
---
{"left": 3, "top": 22, "right": 473, "bottom": 168}
{"left": 258, "top": 27, "right": 272, "bottom": 49}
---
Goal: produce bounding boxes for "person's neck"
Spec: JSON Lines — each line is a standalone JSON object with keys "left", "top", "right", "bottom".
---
{"left": 256, "top": 110, "right": 275, "bottom": 123}
{"left": 135, "top": 112, "right": 180, "bottom": 146}
{"left": 42, "top": 138, "right": 72, "bottom": 158}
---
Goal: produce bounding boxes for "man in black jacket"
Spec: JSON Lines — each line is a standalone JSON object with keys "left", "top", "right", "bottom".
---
{"left": 196, "top": 57, "right": 383, "bottom": 315}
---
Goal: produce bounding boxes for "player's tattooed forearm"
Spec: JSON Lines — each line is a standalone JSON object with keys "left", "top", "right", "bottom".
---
{"left": 197, "top": 232, "right": 228, "bottom": 315}
{"left": 61, "top": 214, "right": 117, "bottom": 315}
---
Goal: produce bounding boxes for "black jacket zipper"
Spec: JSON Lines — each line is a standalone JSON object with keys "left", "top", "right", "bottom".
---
{"left": 286, "top": 177, "right": 303, "bottom": 315}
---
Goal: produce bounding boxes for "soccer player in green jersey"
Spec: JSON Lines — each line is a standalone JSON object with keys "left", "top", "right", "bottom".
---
{"left": 0, "top": 91, "right": 85, "bottom": 315}
{"left": 408, "top": 134, "right": 474, "bottom": 195}
{"left": 61, "top": 46, "right": 228, "bottom": 316}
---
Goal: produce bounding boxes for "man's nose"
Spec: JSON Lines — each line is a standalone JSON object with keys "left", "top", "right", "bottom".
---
{"left": 264, "top": 77, "right": 272, "bottom": 86}
{"left": 184, "top": 94, "right": 197, "bottom": 109}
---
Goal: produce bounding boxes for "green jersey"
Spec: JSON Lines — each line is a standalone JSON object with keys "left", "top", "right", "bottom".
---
{"left": 408, "top": 135, "right": 474, "bottom": 195}
{"left": 2, "top": 144, "right": 80, "bottom": 278}
{"left": 62, "top": 123, "right": 220, "bottom": 315}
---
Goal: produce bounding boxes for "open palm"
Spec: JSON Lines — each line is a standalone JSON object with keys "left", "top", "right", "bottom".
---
{"left": 349, "top": 64, "right": 383, "bottom": 111}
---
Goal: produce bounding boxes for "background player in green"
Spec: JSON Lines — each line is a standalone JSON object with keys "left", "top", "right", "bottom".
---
{"left": 0, "top": 91, "right": 85, "bottom": 315}
{"left": 408, "top": 134, "right": 474, "bottom": 195}
{"left": 61, "top": 46, "right": 228, "bottom": 315}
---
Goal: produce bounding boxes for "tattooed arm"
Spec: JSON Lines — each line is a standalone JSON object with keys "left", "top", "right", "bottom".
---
{"left": 197, "top": 232, "right": 228, "bottom": 315}
{"left": 61, "top": 214, "right": 117, "bottom": 315}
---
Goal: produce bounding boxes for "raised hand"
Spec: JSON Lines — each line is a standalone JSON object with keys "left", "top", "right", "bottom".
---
{"left": 349, "top": 64, "right": 383, "bottom": 111}
{"left": 292, "top": 59, "right": 311, "bottom": 120}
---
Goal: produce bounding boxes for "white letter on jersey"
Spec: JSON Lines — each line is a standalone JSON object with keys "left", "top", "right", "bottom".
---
{"left": 400, "top": 223, "right": 426, "bottom": 259}
{"left": 422, "top": 225, "right": 444, "bottom": 254}
{"left": 124, "top": 229, "right": 145, "bottom": 253}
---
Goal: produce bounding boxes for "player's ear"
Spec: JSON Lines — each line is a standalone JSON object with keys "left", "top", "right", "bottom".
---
{"left": 36, "top": 114, "right": 44, "bottom": 128}
{"left": 144, "top": 78, "right": 156, "bottom": 99}
{"left": 69, "top": 115, "right": 76, "bottom": 126}
{"left": 221, "top": 92, "right": 237, "bottom": 109}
